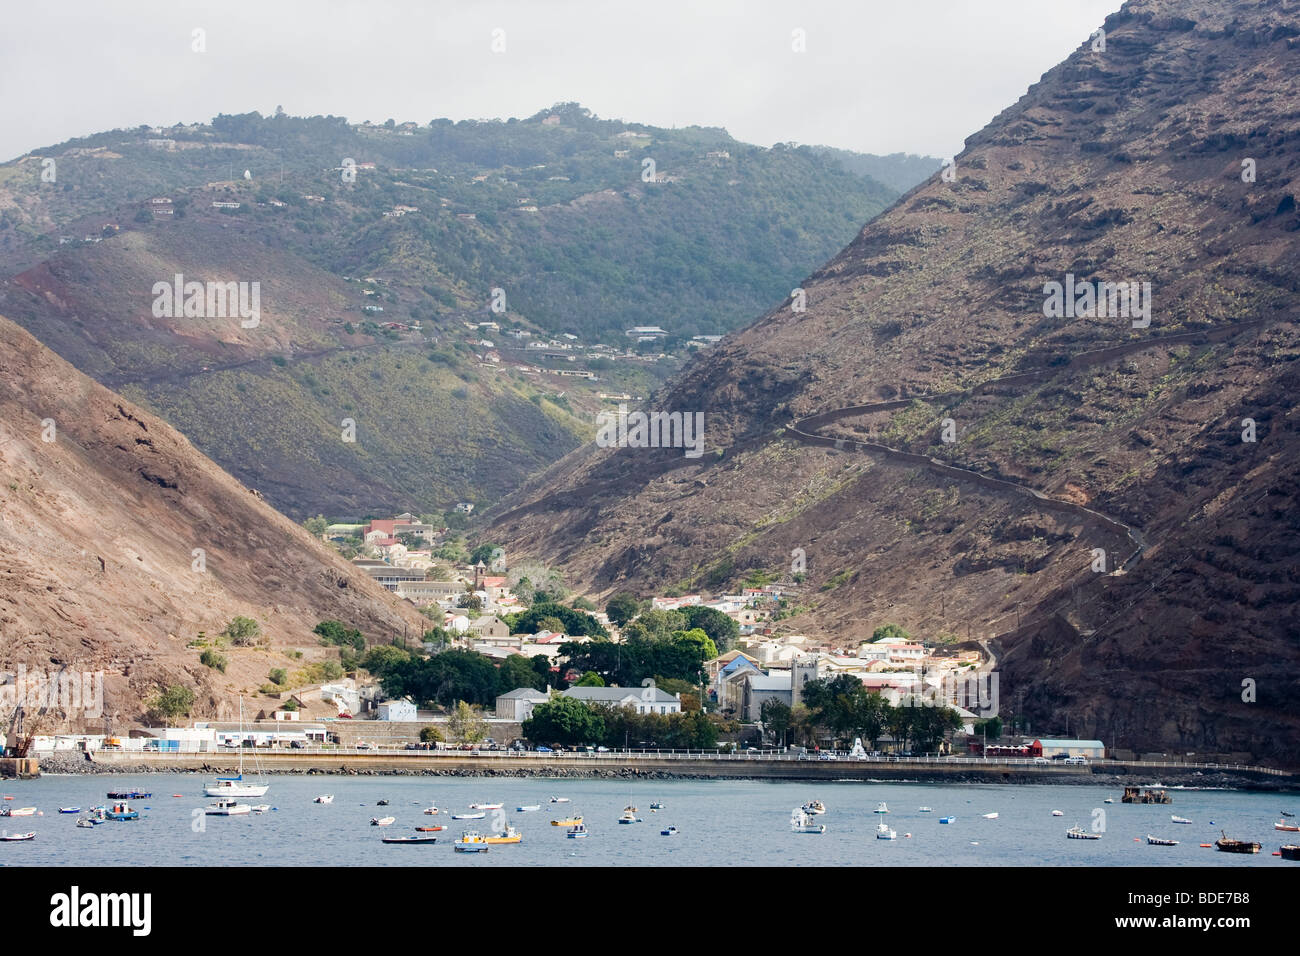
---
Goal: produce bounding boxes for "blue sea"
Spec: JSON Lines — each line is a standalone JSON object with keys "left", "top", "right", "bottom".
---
{"left": 1, "top": 774, "right": 1294, "bottom": 866}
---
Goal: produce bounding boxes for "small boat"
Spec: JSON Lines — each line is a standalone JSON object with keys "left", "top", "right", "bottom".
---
{"left": 250, "top": 805, "right": 271, "bottom": 813}
{"left": 422, "top": 806, "right": 439, "bottom": 815}
{"left": 790, "top": 808, "right": 825, "bottom": 834}
{"left": 370, "top": 816, "right": 396, "bottom": 827}
{"left": 876, "top": 823, "right": 897, "bottom": 840}
{"left": 982, "top": 812, "right": 998, "bottom": 819}
{"left": 1103, "top": 798, "right": 1114, "bottom": 804}
{"left": 618, "top": 809, "right": 642, "bottom": 824}
{"left": 58, "top": 807, "right": 82, "bottom": 814}
{"left": 873, "top": 802, "right": 889, "bottom": 814}
{"left": 1147, "top": 834, "right": 1179, "bottom": 846}
{"left": 1051, "top": 810, "right": 1064, "bottom": 817}
{"left": 454, "top": 830, "right": 490, "bottom": 852}
{"left": 469, "top": 802, "right": 503, "bottom": 810}
{"left": 106, "top": 790, "right": 151, "bottom": 800}
{"left": 566, "top": 822, "right": 589, "bottom": 839}
{"left": 1171, "top": 815, "right": 1193, "bottom": 824}
{"left": 516, "top": 805, "right": 540, "bottom": 812}
{"left": 415, "top": 826, "right": 445, "bottom": 832}
{"left": 1214, "top": 831, "right": 1260, "bottom": 854}
{"left": 105, "top": 802, "right": 139, "bottom": 821}
{"left": 0, "top": 832, "right": 35, "bottom": 841}
{"left": 76, "top": 818, "right": 97, "bottom": 829}
{"left": 205, "top": 775, "right": 268, "bottom": 799}
{"left": 376, "top": 799, "right": 390, "bottom": 806}
{"left": 1280, "top": 845, "right": 1300, "bottom": 860}
{"left": 804, "top": 800, "right": 826, "bottom": 815}
{"left": 205, "top": 799, "right": 250, "bottom": 816}
{"left": 918, "top": 807, "right": 932, "bottom": 813}
{"left": 550, "top": 797, "right": 570, "bottom": 803}
{"left": 314, "top": 795, "right": 334, "bottom": 804}
{"left": 552, "top": 815, "right": 583, "bottom": 827}
{"left": 382, "top": 835, "right": 437, "bottom": 844}
{"left": 650, "top": 802, "right": 665, "bottom": 810}
{"left": 1274, "top": 820, "right": 1300, "bottom": 832}
{"left": 939, "top": 816, "right": 956, "bottom": 824}
{"left": 452, "top": 811, "right": 486, "bottom": 821}
{"left": 1067, "top": 826, "right": 1101, "bottom": 840}
{"left": 486, "top": 825, "right": 522, "bottom": 844}
{"left": 1, "top": 807, "right": 37, "bottom": 817}
{"left": 661, "top": 826, "right": 678, "bottom": 836}
{"left": 1281, "top": 810, "right": 1295, "bottom": 818}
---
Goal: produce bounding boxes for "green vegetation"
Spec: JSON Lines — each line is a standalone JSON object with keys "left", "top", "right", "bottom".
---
{"left": 149, "top": 684, "right": 196, "bottom": 723}
{"left": 222, "top": 616, "right": 262, "bottom": 647}
{"left": 505, "top": 602, "right": 607, "bottom": 638}
{"left": 560, "top": 611, "right": 717, "bottom": 686}
{"left": 419, "top": 725, "right": 444, "bottom": 743}
{"left": 523, "top": 697, "right": 720, "bottom": 749}
{"left": 199, "top": 649, "right": 227, "bottom": 673}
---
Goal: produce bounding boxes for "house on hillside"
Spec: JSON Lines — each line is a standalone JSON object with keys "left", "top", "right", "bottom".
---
{"left": 562, "top": 685, "right": 681, "bottom": 715}
{"left": 496, "top": 687, "right": 549, "bottom": 721}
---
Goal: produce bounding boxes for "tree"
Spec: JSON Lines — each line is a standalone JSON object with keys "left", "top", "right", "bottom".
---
{"left": 315, "top": 620, "right": 365, "bottom": 651}
{"left": 507, "top": 603, "right": 607, "bottom": 638}
{"left": 496, "top": 654, "right": 538, "bottom": 695}
{"left": 223, "top": 616, "right": 262, "bottom": 647}
{"left": 469, "top": 542, "right": 500, "bottom": 566}
{"left": 760, "top": 698, "right": 793, "bottom": 746}
{"left": 605, "top": 592, "right": 642, "bottom": 627}
{"left": 361, "top": 644, "right": 412, "bottom": 679}
{"left": 303, "top": 515, "right": 329, "bottom": 536}
{"left": 281, "top": 698, "right": 299, "bottom": 711}
{"left": 199, "top": 649, "right": 227, "bottom": 673}
{"left": 420, "top": 725, "right": 444, "bottom": 743}
{"left": 150, "top": 684, "right": 195, "bottom": 723}
{"left": 523, "top": 696, "right": 605, "bottom": 747}
{"left": 871, "top": 623, "right": 911, "bottom": 642}
{"left": 681, "top": 606, "right": 740, "bottom": 654}
{"left": 448, "top": 700, "right": 487, "bottom": 744}
{"left": 974, "top": 716, "right": 1003, "bottom": 740}
{"left": 268, "top": 668, "right": 288, "bottom": 686}
{"left": 575, "top": 671, "right": 604, "bottom": 687}
{"left": 570, "top": 596, "right": 596, "bottom": 612}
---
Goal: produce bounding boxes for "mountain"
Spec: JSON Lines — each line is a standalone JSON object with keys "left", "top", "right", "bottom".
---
{"left": 810, "top": 146, "right": 943, "bottom": 194}
{"left": 0, "top": 312, "right": 427, "bottom": 726}
{"left": 487, "top": 0, "right": 1300, "bottom": 765}
{"left": 0, "top": 104, "right": 905, "bottom": 518}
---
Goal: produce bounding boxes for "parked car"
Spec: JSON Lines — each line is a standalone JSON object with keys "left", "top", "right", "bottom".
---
{"left": 1033, "top": 756, "right": 1050, "bottom": 765}
{"left": 536, "top": 746, "right": 552, "bottom": 753}
{"left": 1051, "top": 752, "right": 1071, "bottom": 761}
{"left": 290, "top": 740, "right": 306, "bottom": 749}
{"left": 595, "top": 746, "right": 610, "bottom": 753}
{"left": 1064, "top": 755, "right": 1089, "bottom": 765}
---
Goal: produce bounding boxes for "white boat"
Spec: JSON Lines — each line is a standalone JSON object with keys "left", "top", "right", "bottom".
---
{"left": 982, "top": 812, "right": 998, "bottom": 819}
{"left": 370, "top": 816, "right": 395, "bottom": 826}
{"left": 876, "top": 822, "right": 897, "bottom": 840}
{"left": 803, "top": 800, "right": 826, "bottom": 815}
{"left": 422, "top": 806, "right": 439, "bottom": 815}
{"left": 0, "top": 832, "right": 35, "bottom": 841}
{"left": 918, "top": 807, "right": 932, "bottom": 813}
{"left": 649, "top": 802, "right": 665, "bottom": 810}
{"left": 469, "top": 802, "right": 503, "bottom": 810}
{"left": 618, "top": 809, "right": 642, "bottom": 824}
{"left": 452, "top": 811, "right": 485, "bottom": 820}
{"left": 1067, "top": 825, "right": 1102, "bottom": 840}
{"left": 873, "top": 802, "right": 889, "bottom": 814}
{"left": 550, "top": 797, "right": 570, "bottom": 803}
{"left": 76, "top": 818, "right": 96, "bottom": 829}
{"left": 1147, "top": 834, "right": 1179, "bottom": 846}
{"left": 250, "top": 805, "right": 271, "bottom": 813}
{"left": 1051, "top": 810, "right": 1064, "bottom": 817}
{"left": 790, "top": 808, "right": 826, "bottom": 834}
{"left": 516, "top": 805, "right": 540, "bottom": 812}
{"left": 1171, "top": 815, "right": 1193, "bottom": 824}
{"left": 205, "top": 697, "right": 269, "bottom": 798}
{"left": 566, "top": 822, "right": 589, "bottom": 839}
{"left": 660, "top": 825, "right": 678, "bottom": 836}
{"left": 314, "top": 795, "right": 334, "bottom": 804}
{"left": 5, "top": 807, "right": 36, "bottom": 817}
{"left": 205, "top": 799, "right": 251, "bottom": 816}
{"left": 58, "top": 807, "right": 81, "bottom": 814}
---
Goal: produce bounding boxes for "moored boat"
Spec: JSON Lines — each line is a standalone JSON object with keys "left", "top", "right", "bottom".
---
{"left": 106, "top": 790, "right": 151, "bottom": 800}
{"left": 454, "top": 830, "right": 490, "bottom": 851}
{"left": 422, "top": 805, "right": 439, "bottom": 815}
{"left": 566, "top": 822, "right": 589, "bottom": 839}
{"left": 1214, "top": 832, "right": 1261, "bottom": 854}
{"left": 873, "top": 802, "right": 889, "bottom": 814}
{"left": 552, "top": 815, "right": 583, "bottom": 827}
{"left": 1146, "top": 834, "right": 1179, "bottom": 846}
{"left": 382, "top": 835, "right": 437, "bottom": 844}
{"left": 1171, "top": 815, "right": 1193, "bottom": 824}
{"left": 486, "top": 825, "right": 522, "bottom": 844}
{"left": 1279, "top": 844, "right": 1300, "bottom": 860}
{"left": 0, "top": 831, "right": 35, "bottom": 841}
{"left": 550, "top": 796, "right": 570, "bottom": 803}
{"left": 618, "top": 808, "right": 642, "bottom": 824}
{"left": 661, "top": 825, "right": 678, "bottom": 836}
{"left": 649, "top": 802, "right": 665, "bottom": 810}
{"left": 1274, "top": 820, "right": 1300, "bottom": 832}
{"left": 1067, "top": 826, "right": 1101, "bottom": 840}
{"left": 205, "top": 799, "right": 251, "bottom": 816}
{"left": 76, "top": 818, "right": 96, "bottom": 829}
{"left": 469, "top": 802, "right": 503, "bottom": 810}
{"left": 415, "top": 826, "right": 445, "bottom": 832}
{"left": 982, "top": 812, "right": 998, "bottom": 819}
{"left": 370, "top": 816, "right": 395, "bottom": 827}
{"left": 939, "top": 816, "right": 956, "bottom": 824}
{"left": 452, "top": 811, "right": 485, "bottom": 820}
{"left": 314, "top": 795, "right": 334, "bottom": 804}
{"left": 1, "top": 807, "right": 37, "bottom": 817}
{"left": 876, "top": 822, "right": 897, "bottom": 840}
{"left": 1051, "top": 810, "right": 1064, "bottom": 817}
{"left": 58, "top": 807, "right": 81, "bottom": 814}
{"left": 517, "top": 805, "right": 540, "bottom": 812}
{"left": 105, "top": 802, "right": 139, "bottom": 821}
{"left": 918, "top": 807, "right": 932, "bottom": 813}
{"left": 790, "top": 807, "right": 825, "bottom": 834}
{"left": 803, "top": 800, "right": 826, "bottom": 815}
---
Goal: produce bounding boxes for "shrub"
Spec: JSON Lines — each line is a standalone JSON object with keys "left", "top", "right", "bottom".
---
{"left": 269, "top": 668, "right": 288, "bottom": 686}
{"left": 200, "top": 649, "right": 228, "bottom": 673}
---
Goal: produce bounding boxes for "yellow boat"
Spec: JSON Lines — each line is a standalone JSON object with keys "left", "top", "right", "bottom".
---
{"left": 486, "top": 825, "right": 522, "bottom": 844}
{"left": 551, "top": 815, "right": 583, "bottom": 827}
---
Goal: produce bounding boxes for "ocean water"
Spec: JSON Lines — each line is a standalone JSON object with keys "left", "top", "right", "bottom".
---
{"left": 1, "top": 774, "right": 1294, "bottom": 866}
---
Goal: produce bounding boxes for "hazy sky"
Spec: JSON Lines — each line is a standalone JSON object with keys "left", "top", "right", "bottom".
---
{"left": 1, "top": 0, "right": 1120, "bottom": 162}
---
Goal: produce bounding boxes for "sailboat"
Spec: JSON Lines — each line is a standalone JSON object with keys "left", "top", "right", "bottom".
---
{"left": 205, "top": 697, "right": 269, "bottom": 798}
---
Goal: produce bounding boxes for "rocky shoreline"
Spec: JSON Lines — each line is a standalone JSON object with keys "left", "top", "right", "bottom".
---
{"left": 28, "top": 753, "right": 1293, "bottom": 790}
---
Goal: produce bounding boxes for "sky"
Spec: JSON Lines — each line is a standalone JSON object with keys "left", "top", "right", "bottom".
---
{"left": 0, "top": 0, "right": 1122, "bottom": 162}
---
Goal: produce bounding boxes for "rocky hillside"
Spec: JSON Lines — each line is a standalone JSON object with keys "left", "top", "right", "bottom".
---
{"left": 0, "top": 313, "right": 426, "bottom": 728}
{"left": 488, "top": 0, "right": 1300, "bottom": 765}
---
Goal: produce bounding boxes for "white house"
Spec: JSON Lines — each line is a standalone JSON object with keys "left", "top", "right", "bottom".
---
{"left": 495, "top": 687, "right": 550, "bottom": 721}
{"left": 562, "top": 685, "right": 681, "bottom": 715}
{"left": 378, "top": 699, "right": 417, "bottom": 722}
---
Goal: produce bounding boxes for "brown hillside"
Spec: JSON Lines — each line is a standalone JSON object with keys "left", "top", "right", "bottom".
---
{"left": 0, "top": 314, "right": 425, "bottom": 728}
